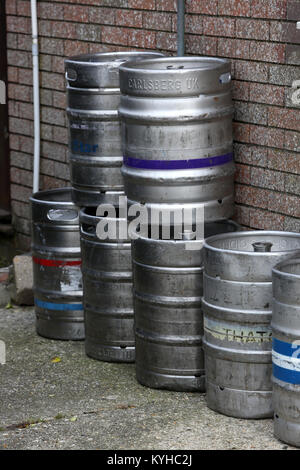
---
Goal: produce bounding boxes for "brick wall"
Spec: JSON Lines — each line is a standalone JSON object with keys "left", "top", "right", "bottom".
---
{"left": 5, "top": 0, "right": 300, "bottom": 249}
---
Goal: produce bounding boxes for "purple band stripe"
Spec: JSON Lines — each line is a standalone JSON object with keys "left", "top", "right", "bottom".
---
{"left": 123, "top": 152, "right": 233, "bottom": 170}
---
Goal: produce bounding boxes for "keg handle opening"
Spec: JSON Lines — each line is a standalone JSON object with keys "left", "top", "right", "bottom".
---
{"left": 47, "top": 209, "right": 79, "bottom": 222}
{"left": 65, "top": 68, "right": 77, "bottom": 82}
{"left": 252, "top": 242, "right": 273, "bottom": 252}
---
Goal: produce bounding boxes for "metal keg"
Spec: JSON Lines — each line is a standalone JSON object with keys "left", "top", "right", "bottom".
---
{"left": 119, "top": 56, "right": 235, "bottom": 223}
{"left": 203, "top": 231, "right": 300, "bottom": 419}
{"left": 132, "top": 220, "right": 240, "bottom": 392}
{"left": 272, "top": 258, "right": 300, "bottom": 447}
{"left": 80, "top": 206, "right": 134, "bottom": 362}
{"left": 65, "top": 51, "right": 164, "bottom": 207}
{"left": 30, "top": 188, "right": 84, "bottom": 340}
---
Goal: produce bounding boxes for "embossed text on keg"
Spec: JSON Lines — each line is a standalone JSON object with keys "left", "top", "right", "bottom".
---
{"left": 128, "top": 78, "right": 182, "bottom": 91}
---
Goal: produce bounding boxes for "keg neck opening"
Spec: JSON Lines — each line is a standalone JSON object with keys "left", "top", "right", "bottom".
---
{"left": 252, "top": 242, "right": 273, "bottom": 252}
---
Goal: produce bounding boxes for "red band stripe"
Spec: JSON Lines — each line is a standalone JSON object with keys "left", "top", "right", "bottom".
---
{"left": 32, "top": 256, "right": 82, "bottom": 267}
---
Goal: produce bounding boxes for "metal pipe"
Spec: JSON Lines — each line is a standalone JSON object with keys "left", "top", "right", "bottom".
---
{"left": 30, "top": 0, "right": 40, "bottom": 193}
{"left": 177, "top": 0, "right": 185, "bottom": 56}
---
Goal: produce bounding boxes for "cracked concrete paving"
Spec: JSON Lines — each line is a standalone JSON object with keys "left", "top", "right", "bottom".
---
{"left": 0, "top": 307, "right": 297, "bottom": 450}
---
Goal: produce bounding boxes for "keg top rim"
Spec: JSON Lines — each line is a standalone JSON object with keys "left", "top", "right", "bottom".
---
{"left": 273, "top": 257, "right": 300, "bottom": 278}
{"left": 119, "top": 56, "right": 230, "bottom": 73}
{"left": 65, "top": 51, "right": 164, "bottom": 66}
{"left": 204, "top": 230, "right": 300, "bottom": 255}
{"left": 30, "top": 187, "right": 76, "bottom": 206}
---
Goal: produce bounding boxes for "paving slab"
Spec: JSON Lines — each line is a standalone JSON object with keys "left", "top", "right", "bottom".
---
{"left": 0, "top": 307, "right": 297, "bottom": 450}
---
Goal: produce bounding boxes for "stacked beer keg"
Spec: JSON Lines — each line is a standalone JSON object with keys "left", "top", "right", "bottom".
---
{"left": 118, "top": 56, "right": 237, "bottom": 391}
{"left": 65, "top": 51, "right": 163, "bottom": 360}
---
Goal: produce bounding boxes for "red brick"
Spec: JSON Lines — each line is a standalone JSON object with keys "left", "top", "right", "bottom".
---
{"left": 234, "top": 143, "right": 268, "bottom": 167}
{"left": 186, "top": 0, "right": 218, "bottom": 14}
{"left": 40, "top": 37, "right": 64, "bottom": 56}
{"left": 156, "top": 0, "right": 177, "bottom": 11}
{"left": 53, "top": 91, "right": 66, "bottom": 109}
{"left": 17, "top": 0, "right": 31, "bottom": 16}
{"left": 184, "top": 15, "right": 203, "bottom": 35}
{"left": 218, "top": 0, "right": 251, "bottom": 16}
{"left": 51, "top": 22, "right": 77, "bottom": 39}
{"left": 234, "top": 39, "right": 250, "bottom": 59}
{"left": 232, "top": 80, "right": 250, "bottom": 101}
{"left": 7, "top": 66, "right": 18, "bottom": 83}
{"left": 202, "top": 36, "right": 218, "bottom": 56}
{"left": 251, "top": 0, "right": 287, "bottom": 19}
{"left": 52, "top": 56, "right": 65, "bottom": 74}
{"left": 102, "top": 26, "right": 128, "bottom": 45}
{"left": 249, "top": 83, "right": 285, "bottom": 106}
{"left": 284, "top": 130, "right": 300, "bottom": 152}
{"left": 6, "top": 15, "right": 31, "bottom": 34}
{"left": 38, "top": 2, "right": 64, "bottom": 20}
{"left": 268, "top": 192, "right": 300, "bottom": 218}
{"left": 203, "top": 17, "right": 235, "bottom": 37}
{"left": 64, "top": 40, "right": 89, "bottom": 57}
{"left": 249, "top": 124, "right": 285, "bottom": 148}
{"left": 127, "top": 29, "right": 156, "bottom": 49}
{"left": 287, "top": 0, "right": 300, "bottom": 20}
{"left": 249, "top": 208, "right": 285, "bottom": 230}
{"left": 11, "top": 167, "right": 32, "bottom": 187}
{"left": 268, "top": 107, "right": 300, "bottom": 131}
{"left": 143, "top": 11, "right": 172, "bottom": 31}
{"left": 40, "top": 89, "right": 53, "bottom": 107}
{"left": 9, "top": 134, "right": 20, "bottom": 151}
{"left": 6, "top": 0, "right": 17, "bottom": 15}
{"left": 156, "top": 31, "right": 177, "bottom": 52}
{"left": 10, "top": 183, "right": 32, "bottom": 202}
{"left": 235, "top": 184, "right": 269, "bottom": 209}
{"left": 41, "top": 106, "right": 65, "bottom": 126}
{"left": 17, "top": 33, "right": 31, "bottom": 51}
{"left": 250, "top": 41, "right": 285, "bottom": 63}
{"left": 233, "top": 122, "right": 250, "bottom": 142}
{"left": 251, "top": 167, "right": 285, "bottom": 191}
{"left": 236, "top": 18, "right": 269, "bottom": 40}
{"left": 269, "top": 21, "right": 285, "bottom": 41}
{"left": 89, "top": 7, "right": 115, "bottom": 25}
{"left": 128, "top": 0, "right": 155, "bottom": 10}
{"left": 64, "top": 5, "right": 89, "bottom": 23}
{"left": 217, "top": 38, "right": 235, "bottom": 57}
{"left": 116, "top": 9, "right": 143, "bottom": 27}
{"left": 235, "top": 163, "right": 251, "bottom": 184}
{"left": 234, "top": 60, "right": 269, "bottom": 82}
{"left": 283, "top": 22, "right": 300, "bottom": 44}
{"left": 41, "top": 71, "right": 64, "bottom": 91}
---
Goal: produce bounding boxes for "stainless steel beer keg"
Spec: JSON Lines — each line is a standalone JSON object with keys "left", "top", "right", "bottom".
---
{"left": 203, "top": 231, "right": 300, "bottom": 418}
{"left": 119, "top": 56, "right": 235, "bottom": 223}
{"left": 30, "top": 188, "right": 84, "bottom": 340}
{"left": 80, "top": 206, "right": 134, "bottom": 362}
{"left": 132, "top": 220, "right": 240, "bottom": 392}
{"left": 65, "top": 52, "right": 164, "bottom": 207}
{"left": 272, "top": 258, "right": 300, "bottom": 447}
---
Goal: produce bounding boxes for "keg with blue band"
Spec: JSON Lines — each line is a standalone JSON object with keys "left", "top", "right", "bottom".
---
{"left": 272, "top": 337, "right": 300, "bottom": 385}
{"left": 123, "top": 152, "right": 233, "bottom": 170}
{"left": 35, "top": 298, "right": 84, "bottom": 312}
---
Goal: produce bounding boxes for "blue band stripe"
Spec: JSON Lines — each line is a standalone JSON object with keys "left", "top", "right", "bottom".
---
{"left": 123, "top": 152, "right": 233, "bottom": 170}
{"left": 273, "top": 363, "right": 300, "bottom": 385}
{"left": 35, "top": 298, "right": 83, "bottom": 311}
{"left": 273, "top": 337, "right": 299, "bottom": 357}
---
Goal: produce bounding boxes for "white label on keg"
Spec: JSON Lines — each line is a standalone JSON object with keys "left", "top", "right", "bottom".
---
{"left": 204, "top": 317, "right": 272, "bottom": 343}
{"left": 60, "top": 266, "right": 82, "bottom": 292}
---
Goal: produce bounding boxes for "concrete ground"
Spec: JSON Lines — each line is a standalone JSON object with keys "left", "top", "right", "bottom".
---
{"left": 0, "top": 306, "right": 296, "bottom": 450}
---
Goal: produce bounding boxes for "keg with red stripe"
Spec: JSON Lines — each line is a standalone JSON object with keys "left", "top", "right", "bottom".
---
{"left": 30, "top": 188, "right": 84, "bottom": 340}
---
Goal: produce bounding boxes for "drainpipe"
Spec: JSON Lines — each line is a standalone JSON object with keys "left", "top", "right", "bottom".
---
{"left": 30, "top": 0, "right": 40, "bottom": 194}
{"left": 177, "top": 0, "right": 185, "bottom": 56}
